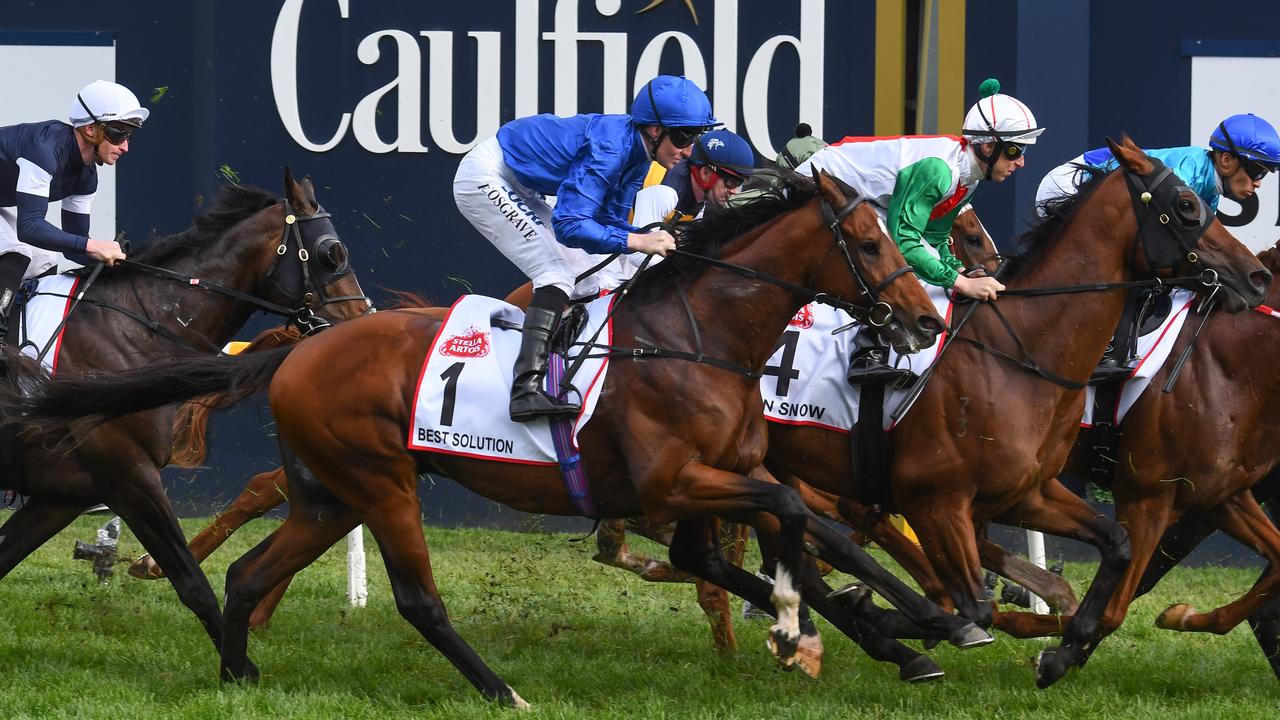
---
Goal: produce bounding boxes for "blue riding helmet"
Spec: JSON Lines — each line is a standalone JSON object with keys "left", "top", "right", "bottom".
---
{"left": 630, "top": 75, "right": 719, "bottom": 129}
{"left": 1210, "top": 113, "right": 1280, "bottom": 170}
{"left": 690, "top": 129, "right": 756, "bottom": 177}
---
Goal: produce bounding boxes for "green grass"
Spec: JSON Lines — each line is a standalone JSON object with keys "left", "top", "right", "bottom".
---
{"left": 0, "top": 514, "right": 1276, "bottom": 719}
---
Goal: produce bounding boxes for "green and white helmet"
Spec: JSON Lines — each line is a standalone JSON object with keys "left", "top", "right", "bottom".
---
{"left": 961, "top": 78, "right": 1043, "bottom": 146}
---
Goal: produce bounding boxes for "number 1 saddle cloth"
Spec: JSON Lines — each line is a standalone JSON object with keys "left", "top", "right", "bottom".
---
{"left": 408, "top": 294, "right": 613, "bottom": 464}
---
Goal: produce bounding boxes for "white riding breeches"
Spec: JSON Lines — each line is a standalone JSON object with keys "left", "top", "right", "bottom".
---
{"left": 1034, "top": 155, "right": 1089, "bottom": 217}
{"left": 0, "top": 207, "right": 64, "bottom": 280}
{"left": 453, "top": 137, "right": 610, "bottom": 299}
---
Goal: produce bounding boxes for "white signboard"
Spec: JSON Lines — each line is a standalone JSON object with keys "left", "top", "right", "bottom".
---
{"left": 1190, "top": 56, "right": 1280, "bottom": 253}
{"left": 0, "top": 42, "right": 117, "bottom": 259}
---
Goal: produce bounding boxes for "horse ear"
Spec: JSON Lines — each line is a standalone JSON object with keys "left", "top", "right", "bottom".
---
{"left": 814, "top": 169, "right": 845, "bottom": 208}
{"left": 1105, "top": 134, "right": 1153, "bottom": 175}
{"left": 283, "top": 166, "right": 306, "bottom": 208}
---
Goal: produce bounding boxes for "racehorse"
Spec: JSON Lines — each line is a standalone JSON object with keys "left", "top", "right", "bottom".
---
{"left": 3, "top": 171, "right": 958, "bottom": 706}
{"left": 759, "top": 136, "right": 1271, "bottom": 688}
{"left": 0, "top": 170, "right": 371, "bottom": 674}
{"left": 930, "top": 238, "right": 1280, "bottom": 680}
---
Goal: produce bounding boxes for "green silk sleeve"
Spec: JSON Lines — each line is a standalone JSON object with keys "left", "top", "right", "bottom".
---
{"left": 886, "top": 157, "right": 961, "bottom": 288}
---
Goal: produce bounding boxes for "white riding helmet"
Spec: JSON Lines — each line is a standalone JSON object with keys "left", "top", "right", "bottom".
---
{"left": 961, "top": 78, "right": 1043, "bottom": 146}
{"left": 69, "top": 80, "right": 150, "bottom": 128}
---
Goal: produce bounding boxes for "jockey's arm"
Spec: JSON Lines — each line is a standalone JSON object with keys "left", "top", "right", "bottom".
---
{"left": 630, "top": 184, "right": 679, "bottom": 230}
{"left": 551, "top": 139, "right": 639, "bottom": 255}
{"left": 13, "top": 159, "right": 90, "bottom": 256}
{"left": 885, "top": 157, "right": 960, "bottom": 288}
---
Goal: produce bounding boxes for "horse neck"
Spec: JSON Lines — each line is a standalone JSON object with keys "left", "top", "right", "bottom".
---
{"left": 649, "top": 201, "right": 836, "bottom": 373}
{"left": 105, "top": 207, "right": 283, "bottom": 348}
{"left": 979, "top": 175, "right": 1139, "bottom": 380}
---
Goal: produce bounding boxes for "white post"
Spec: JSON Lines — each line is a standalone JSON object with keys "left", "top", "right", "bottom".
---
{"left": 346, "top": 526, "right": 367, "bottom": 607}
{"left": 1025, "top": 530, "right": 1049, "bottom": 614}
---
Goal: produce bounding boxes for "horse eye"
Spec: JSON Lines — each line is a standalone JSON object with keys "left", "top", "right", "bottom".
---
{"left": 860, "top": 240, "right": 880, "bottom": 255}
{"left": 965, "top": 234, "right": 983, "bottom": 247}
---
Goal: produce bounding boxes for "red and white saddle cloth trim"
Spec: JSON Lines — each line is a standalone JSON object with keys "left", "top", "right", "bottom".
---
{"left": 408, "top": 294, "right": 613, "bottom": 464}
{"left": 18, "top": 273, "right": 80, "bottom": 375}
{"left": 761, "top": 281, "right": 954, "bottom": 433}
{"left": 1081, "top": 288, "right": 1196, "bottom": 427}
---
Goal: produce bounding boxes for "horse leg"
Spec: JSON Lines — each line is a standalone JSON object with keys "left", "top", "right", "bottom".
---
{"left": 1133, "top": 513, "right": 1216, "bottom": 598}
{"left": 0, "top": 496, "right": 89, "bottom": 577}
{"left": 248, "top": 575, "right": 295, "bottom": 630}
{"left": 104, "top": 470, "right": 253, "bottom": 676}
{"left": 592, "top": 518, "right": 696, "bottom": 582}
{"left": 990, "top": 479, "right": 1130, "bottom": 689}
{"left": 130, "top": 467, "right": 288, "bottom": 580}
{"left": 977, "top": 535, "right": 1079, "bottom": 614}
{"left": 1155, "top": 491, "right": 1280, "bottom": 635}
{"left": 836, "top": 500, "right": 954, "bottom": 612}
{"left": 694, "top": 520, "right": 746, "bottom": 655}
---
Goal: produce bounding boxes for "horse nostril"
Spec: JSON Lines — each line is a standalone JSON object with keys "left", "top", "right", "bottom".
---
{"left": 918, "top": 314, "right": 945, "bottom": 337}
{"left": 1251, "top": 268, "right": 1273, "bottom": 293}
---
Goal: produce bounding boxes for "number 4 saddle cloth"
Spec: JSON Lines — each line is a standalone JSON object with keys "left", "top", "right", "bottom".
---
{"left": 408, "top": 294, "right": 613, "bottom": 464}
{"left": 761, "top": 282, "right": 953, "bottom": 433}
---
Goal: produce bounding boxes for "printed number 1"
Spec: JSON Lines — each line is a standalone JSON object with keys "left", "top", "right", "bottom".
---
{"left": 439, "top": 362, "right": 464, "bottom": 426}
{"left": 762, "top": 330, "right": 801, "bottom": 396}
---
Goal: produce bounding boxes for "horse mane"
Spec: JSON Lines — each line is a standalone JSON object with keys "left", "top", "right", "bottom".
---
{"left": 1001, "top": 165, "right": 1114, "bottom": 279}
{"left": 384, "top": 290, "right": 434, "bottom": 310}
{"left": 126, "top": 185, "right": 281, "bottom": 269}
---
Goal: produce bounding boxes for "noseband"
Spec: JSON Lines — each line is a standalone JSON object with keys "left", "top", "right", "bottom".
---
{"left": 266, "top": 200, "right": 373, "bottom": 333}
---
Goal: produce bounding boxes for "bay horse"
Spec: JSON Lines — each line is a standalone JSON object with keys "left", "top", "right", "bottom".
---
{"left": 0, "top": 170, "right": 371, "bottom": 674}
{"left": 5, "top": 172, "right": 958, "bottom": 706}
{"left": 926, "top": 239, "right": 1280, "bottom": 680}
{"left": 760, "top": 136, "right": 1271, "bottom": 688}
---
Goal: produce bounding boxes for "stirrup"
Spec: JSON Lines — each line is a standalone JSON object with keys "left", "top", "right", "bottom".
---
{"left": 509, "top": 390, "right": 580, "bottom": 423}
{"left": 1088, "top": 357, "right": 1132, "bottom": 383}
{"left": 847, "top": 348, "right": 912, "bottom": 384}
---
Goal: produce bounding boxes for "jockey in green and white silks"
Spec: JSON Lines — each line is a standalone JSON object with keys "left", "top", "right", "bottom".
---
{"left": 795, "top": 78, "right": 1042, "bottom": 303}
{"left": 1036, "top": 113, "right": 1280, "bottom": 216}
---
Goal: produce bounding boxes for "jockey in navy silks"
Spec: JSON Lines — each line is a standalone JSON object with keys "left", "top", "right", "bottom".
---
{"left": 453, "top": 75, "right": 718, "bottom": 422}
{"left": 0, "top": 80, "right": 143, "bottom": 344}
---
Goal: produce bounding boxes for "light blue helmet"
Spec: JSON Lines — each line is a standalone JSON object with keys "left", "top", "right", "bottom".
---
{"left": 1210, "top": 114, "right": 1280, "bottom": 170}
{"left": 630, "top": 75, "right": 718, "bottom": 129}
{"left": 690, "top": 129, "right": 755, "bottom": 177}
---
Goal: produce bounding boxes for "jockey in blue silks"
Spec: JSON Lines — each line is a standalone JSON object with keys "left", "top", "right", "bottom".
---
{"left": 453, "top": 75, "right": 718, "bottom": 422}
{"left": 1036, "top": 113, "right": 1280, "bottom": 215}
{"left": 1035, "top": 113, "right": 1280, "bottom": 378}
{"left": 0, "top": 80, "right": 143, "bottom": 345}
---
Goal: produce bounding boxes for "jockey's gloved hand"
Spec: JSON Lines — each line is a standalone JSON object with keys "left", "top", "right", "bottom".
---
{"left": 953, "top": 274, "right": 1004, "bottom": 302}
{"left": 86, "top": 238, "right": 127, "bottom": 266}
{"left": 627, "top": 229, "right": 677, "bottom": 257}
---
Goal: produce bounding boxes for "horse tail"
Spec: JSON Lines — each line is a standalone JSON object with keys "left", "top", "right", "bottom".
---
{"left": 170, "top": 326, "right": 306, "bottom": 468}
{"left": 2, "top": 344, "right": 298, "bottom": 435}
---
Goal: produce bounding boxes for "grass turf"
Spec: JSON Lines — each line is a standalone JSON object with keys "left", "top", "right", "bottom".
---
{"left": 0, "top": 514, "right": 1276, "bottom": 719}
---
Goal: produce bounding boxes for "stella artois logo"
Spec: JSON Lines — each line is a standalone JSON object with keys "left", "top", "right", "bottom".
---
{"left": 439, "top": 326, "right": 491, "bottom": 358}
{"left": 789, "top": 304, "right": 814, "bottom": 329}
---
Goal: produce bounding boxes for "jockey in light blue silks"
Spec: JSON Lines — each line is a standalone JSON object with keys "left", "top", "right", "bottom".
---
{"left": 1035, "top": 113, "right": 1280, "bottom": 215}
{"left": 0, "top": 80, "right": 141, "bottom": 345}
{"left": 453, "top": 75, "right": 718, "bottom": 422}
{"left": 1035, "top": 113, "right": 1280, "bottom": 378}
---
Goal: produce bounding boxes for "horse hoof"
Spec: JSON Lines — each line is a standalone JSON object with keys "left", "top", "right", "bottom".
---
{"left": 127, "top": 554, "right": 165, "bottom": 580}
{"left": 765, "top": 628, "right": 801, "bottom": 668}
{"left": 1156, "top": 603, "right": 1195, "bottom": 631}
{"left": 503, "top": 686, "right": 531, "bottom": 710}
{"left": 900, "top": 655, "right": 945, "bottom": 683}
{"left": 949, "top": 622, "right": 994, "bottom": 649}
{"left": 1034, "top": 647, "right": 1069, "bottom": 689}
{"left": 243, "top": 658, "right": 261, "bottom": 683}
{"left": 793, "top": 631, "right": 824, "bottom": 679}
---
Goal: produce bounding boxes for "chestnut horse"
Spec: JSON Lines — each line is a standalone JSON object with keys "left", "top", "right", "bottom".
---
{"left": 0, "top": 171, "right": 371, "bottom": 674}
{"left": 762, "top": 137, "right": 1271, "bottom": 688}
{"left": 6, "top": 172, "right": 958, "bottom": 706}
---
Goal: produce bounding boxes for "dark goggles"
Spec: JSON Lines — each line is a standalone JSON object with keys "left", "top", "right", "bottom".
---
{"left": 1239, "top": 156, "right": 1275, "bottom": 182}
{"left": 1003, "top": 142, "right": 1027, "bottom": 160}
{"left": 665, "top": 126, "right": 706, "bottom": 149}
{"left": 101, "top": 121, "right": 136, "bottom": 146}
{"left": 708, "top": 165, "right": 746, "bottom": 189}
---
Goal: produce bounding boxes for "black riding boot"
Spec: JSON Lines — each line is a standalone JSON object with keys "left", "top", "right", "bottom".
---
{"left": 510, "top": 304, "right": 580, "bottom": 422}
{"left": 1089, "top": 344, "right": 1132, "bottom": 383}
{"left": 846, "top": 345, "right": 911, "bottom": 384}
{"left": 0, "top": 252, "right": 31, "bottom": 348}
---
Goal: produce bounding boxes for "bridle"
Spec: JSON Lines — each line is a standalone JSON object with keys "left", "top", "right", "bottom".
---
{"left": 263, "top": 199, "right": 373, "bottom": 333}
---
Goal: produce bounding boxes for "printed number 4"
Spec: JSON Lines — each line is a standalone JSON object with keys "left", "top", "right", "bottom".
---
{"left": 762, "top": 330, "right": 800, "bottom": 396}
{"left": 439, "top": 361, "right": 465, "bottom": 426}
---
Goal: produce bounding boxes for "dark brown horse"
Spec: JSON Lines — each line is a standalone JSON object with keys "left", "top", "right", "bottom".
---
{"left": 0, "top": 171, "right": 371, "bottom": 674}
{"left": 762, "top": 136, "right": 1270, "bottom": 688}
{"left": 6, "top": 172, "right": 956, "bottom": 706}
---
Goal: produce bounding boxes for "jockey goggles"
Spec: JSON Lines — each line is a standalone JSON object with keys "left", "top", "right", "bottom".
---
{"left": 1003, "top": 142, "right": 1028, "bottom": 160}
{"left": 708, "top": 165, "right": 746, "bottom": 189}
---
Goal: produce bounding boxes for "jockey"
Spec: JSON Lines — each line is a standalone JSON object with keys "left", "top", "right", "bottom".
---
{"left": 631, "top": 128, "right": 755, "bottom": 227}
{"left": 1035, "top": 113, "right": 1280, "bottom": 379}
{"left": 794, "top": 78, "right": 1041, "bottom": 379}
{"left": 0, "top": 80, "right": 140, "bottom": 345}
{"left": 1035, "top": 113, "right": 1280, "bottom": 216}
{"left": 454, "top": 75, "right": 718, "bottom": 422}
